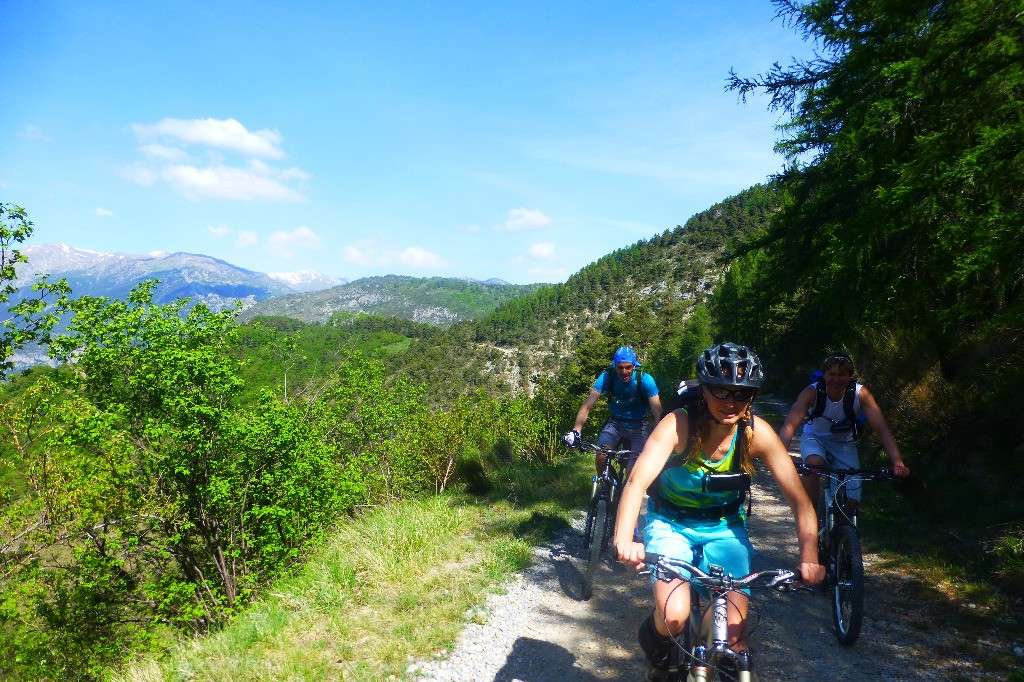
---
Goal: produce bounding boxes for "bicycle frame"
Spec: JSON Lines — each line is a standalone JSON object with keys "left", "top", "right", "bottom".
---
{"left": 643, "top": 553, "right": 801, "bottom": 682}
{"left": 576, "top": 441, "right": 637, "bottom": 600}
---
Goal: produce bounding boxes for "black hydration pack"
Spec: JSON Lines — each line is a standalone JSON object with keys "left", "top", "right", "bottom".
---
{"left": 646, "top": 379, "right": 752, "bottom": 518}
{"left": 806, "top": 377, "right": 860, "bottom": 440}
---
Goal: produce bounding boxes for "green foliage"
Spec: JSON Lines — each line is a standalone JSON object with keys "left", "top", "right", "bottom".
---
{"left": 726, "top": 0, "right": 1024, "bottom": 359}
{"left": 0, "top": 203, "right": 71, "bottom": 379}
{"left": 721, "top": 0, "right": 1024, "bottom": 587}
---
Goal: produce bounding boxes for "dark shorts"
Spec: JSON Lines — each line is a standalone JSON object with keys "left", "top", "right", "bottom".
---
{"left": 598, "top": 418, "right": 649, "bottom": 453}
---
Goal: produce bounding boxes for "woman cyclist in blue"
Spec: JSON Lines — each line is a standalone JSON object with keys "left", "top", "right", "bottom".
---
{"left": 614, "top": 343, "right": 823, "bottom": 681}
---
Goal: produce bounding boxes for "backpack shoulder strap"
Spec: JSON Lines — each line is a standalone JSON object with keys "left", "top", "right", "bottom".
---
{"left": 806, "top": 378, "right": 827, "bottom": 421}
{"left": 844, "top": 378, "right": 859, "bottom": 439}
{"left": 603, "top": 368, "right": 614, "bottom": 398}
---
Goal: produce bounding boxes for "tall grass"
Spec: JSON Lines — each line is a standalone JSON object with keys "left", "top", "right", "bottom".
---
{"left": 110, "top": 456, "right": 588, "bottom": 682}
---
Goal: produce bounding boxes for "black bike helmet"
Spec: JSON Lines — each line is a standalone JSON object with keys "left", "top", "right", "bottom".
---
{"left": 696, "top": 342, "right": 764, "bottom": 389}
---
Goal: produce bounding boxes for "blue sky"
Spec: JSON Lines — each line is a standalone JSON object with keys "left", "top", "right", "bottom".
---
{"left": 2, "top": 1, "right": 810, "bottom": 284}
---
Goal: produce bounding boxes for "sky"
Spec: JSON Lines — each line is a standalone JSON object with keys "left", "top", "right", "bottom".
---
{"left": 2, "top": 1, "right": 812, "bottom": 285}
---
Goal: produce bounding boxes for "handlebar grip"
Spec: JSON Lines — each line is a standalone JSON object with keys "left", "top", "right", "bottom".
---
{"left": 642, "top": 551, "right": 663, "bottom": 565}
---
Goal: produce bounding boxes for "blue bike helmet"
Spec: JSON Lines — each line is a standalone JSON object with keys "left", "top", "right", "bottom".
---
{"left": 696, "top": 342, "right": 763, "bottom": 389}
{"left": 612, "top": 346, "right": 640, "bottom": 367}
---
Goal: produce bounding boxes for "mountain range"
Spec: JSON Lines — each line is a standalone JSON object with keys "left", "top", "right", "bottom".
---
{"left": 12, "top": 243, "right": 532, "bottom": 325}
{"left": 16, "top": 244, "right": 347, "bottom": 308}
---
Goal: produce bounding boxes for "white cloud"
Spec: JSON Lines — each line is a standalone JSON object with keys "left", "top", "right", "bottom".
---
{"left": 529, "top": 242, "right": 556, "bottom": 260}
{"left": 268, "top": 226, "right": 321, "bottom": 253}
{"left": 161, "top": 164, "right": 305, "bottom": 202}
{"left": 342, "top": 244, "right": 373, "bottom": 266}
{"left": 133, "top": 118, "right": 284, "bottom": 159}
{"left": 460, "top": 224, "right": 481, "bottom": 233}
{"left": 139, "top": 143, "right": 189, "bottom": 162}
{"left": 207, "top": 225, "right": 258, "bottom": 246}
{"left": 94, "top": 208, "right": 115, "bottom": 217}
{"left": 496, "top": 207, "right": 552, "bottom": 232}
{"left": 341, "top": 239, "right": 447, "bottom": 269}
{"left": 394, "top": 247, "right": 447, "bottom": 268}
{"left": 127, "top": 118, "right": 308, "bottom": 202}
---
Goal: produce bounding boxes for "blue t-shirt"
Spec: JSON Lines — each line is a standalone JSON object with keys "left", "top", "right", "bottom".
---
{"left": 593, "top": 369, "right": 659, "bottom": 421}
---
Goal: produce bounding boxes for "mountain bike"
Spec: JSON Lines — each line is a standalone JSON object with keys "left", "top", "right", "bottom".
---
{"left": 642, "top": 552, "right": 808, "bottom": 681}
{"left": 795, "top": 457, "right": 897, "bottom": 645}
{"left": 572, "top": 440, "right": 638, "bottom": 600}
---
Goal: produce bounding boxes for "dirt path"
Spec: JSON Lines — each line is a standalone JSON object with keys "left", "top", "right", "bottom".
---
{"left": 415, "top": 469, "right": 1011, "bottom": 681}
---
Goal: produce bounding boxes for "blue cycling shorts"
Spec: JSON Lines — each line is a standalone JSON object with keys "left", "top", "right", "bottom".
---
{"left": 643, "top": 501, "right": 753, "bottom": 596}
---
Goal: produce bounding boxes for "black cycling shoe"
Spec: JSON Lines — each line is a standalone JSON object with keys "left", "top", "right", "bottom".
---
{"left": 645, "top": 645, "right": 683, "bottom": 681}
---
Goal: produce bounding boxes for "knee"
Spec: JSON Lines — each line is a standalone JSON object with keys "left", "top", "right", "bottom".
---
{"left": 662, "top": 608, "right": 689, "bottom": 637}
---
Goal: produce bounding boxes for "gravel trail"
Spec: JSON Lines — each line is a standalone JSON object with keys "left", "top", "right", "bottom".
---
{"left": 411, "top": 452, "right": 1015, "bottom": 680}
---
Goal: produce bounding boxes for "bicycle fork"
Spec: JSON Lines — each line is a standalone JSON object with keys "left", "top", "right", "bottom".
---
{"left": 687, "top": 649, "right": 753, "bottom": 682}
{"left": 590, "top": 475, "right": 618, "bottom": 503}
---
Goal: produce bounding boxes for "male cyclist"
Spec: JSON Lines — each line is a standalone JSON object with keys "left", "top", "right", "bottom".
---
{"left": 563, "top": 346, "right": 663, "bottom": 474}
{"left": 778, "top": 354, "right": 910, "bottom": 514}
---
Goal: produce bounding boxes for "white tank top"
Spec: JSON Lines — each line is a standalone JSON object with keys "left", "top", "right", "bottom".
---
{"left": 802, "top": 382, "right": 863, "bottom": 443}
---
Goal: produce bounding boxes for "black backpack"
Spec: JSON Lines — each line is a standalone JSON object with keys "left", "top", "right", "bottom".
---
{"left": 647, "top": 380, "right": 752, "bottom": 517}
{"left": 806, "top": 377, "right": 860, "bottom": 439}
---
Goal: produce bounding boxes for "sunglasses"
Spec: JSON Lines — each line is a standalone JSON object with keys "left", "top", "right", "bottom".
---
{"left": 705, "top": 386, "right": 755, "bottom": 402}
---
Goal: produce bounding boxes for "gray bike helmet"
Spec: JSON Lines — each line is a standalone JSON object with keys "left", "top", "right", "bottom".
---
{"left": 696, "top": 342, "right": 764, "bottom": 389}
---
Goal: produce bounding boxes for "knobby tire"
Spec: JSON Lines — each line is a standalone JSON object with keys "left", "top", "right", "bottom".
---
{"left": 831, "top": 524, "right": 865, "bottom": 646}
{"left": 583, "top": 496, "right": 608, "bottom": 601}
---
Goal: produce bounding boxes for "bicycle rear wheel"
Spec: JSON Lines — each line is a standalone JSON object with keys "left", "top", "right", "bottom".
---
{"left": 582, "top": 496, "right": 608, "bottom": 600}
{"left": 831, "top": 523, "right": 864, "bottom": 645}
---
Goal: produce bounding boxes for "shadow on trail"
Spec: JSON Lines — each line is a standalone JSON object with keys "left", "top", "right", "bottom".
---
{"left": 492, "top": 637, "right": 602, "bottom": 682}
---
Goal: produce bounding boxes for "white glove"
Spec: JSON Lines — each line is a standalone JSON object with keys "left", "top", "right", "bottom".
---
{"left": 563, "top": 430, "right": 580, "bottom": 447}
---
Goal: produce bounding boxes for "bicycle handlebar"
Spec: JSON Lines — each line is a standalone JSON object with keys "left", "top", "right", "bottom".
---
{"left": 642, "top": 552, "right": 803, "bottom": 591}
{"left": 571, "top": 440, "right": 639, "bottom": 457}
{"left": 794, "top": 461, "right": 895, "bottom": 481}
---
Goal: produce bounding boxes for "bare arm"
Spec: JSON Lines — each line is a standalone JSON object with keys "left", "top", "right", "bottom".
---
{"left": 858, "top": 386, "right": 909, "bottom": 477}
{"left": 754, "top": 415, "right": 825, "bottom": 584}
{"left": 571, "top": 389, "right": 603, "bottom": 433}
{"left": 778, "top": 386, "right": 816, "bottom": 451}
{"left": 613, "top": 409, "right": 681, "bottom": 565}
{"left": 648, "top": 393, "right": 664, "bottom": 423}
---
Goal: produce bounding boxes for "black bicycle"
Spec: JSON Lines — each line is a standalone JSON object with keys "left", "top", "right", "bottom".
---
{"left": 642, "top": 553, "right": 808, "bottom": 681}
{"left": 796, "top": 456, "right": 897, "bottom": 645}
{"left": 572, "top": 440, "right": 638, "bottom": 600}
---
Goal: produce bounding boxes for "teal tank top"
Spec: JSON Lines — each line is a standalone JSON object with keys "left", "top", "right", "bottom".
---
{"left": 658, "top": 423, "right": 744, "bottom": 512}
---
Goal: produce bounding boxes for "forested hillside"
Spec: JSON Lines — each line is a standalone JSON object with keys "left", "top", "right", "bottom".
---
{"left": 238, "top": 275, "right": 542, "bottom": 326}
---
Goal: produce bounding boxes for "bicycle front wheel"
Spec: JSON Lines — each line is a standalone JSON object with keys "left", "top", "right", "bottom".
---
{"left": 831, "top": 524, "right": 864, "bottom": 646}
{"left": 582, "top": 496, "right": 608, "bottom": 600}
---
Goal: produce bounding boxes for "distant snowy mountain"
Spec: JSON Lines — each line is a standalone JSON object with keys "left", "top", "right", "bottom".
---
{"left": 267, "top": 270, "right": 348, "bottom": 293}
{"left": 15, "top": 244, "right": 344, "bottom": 310}
{"left": 17, "top": 244, "right": 287, "bottom": 312}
